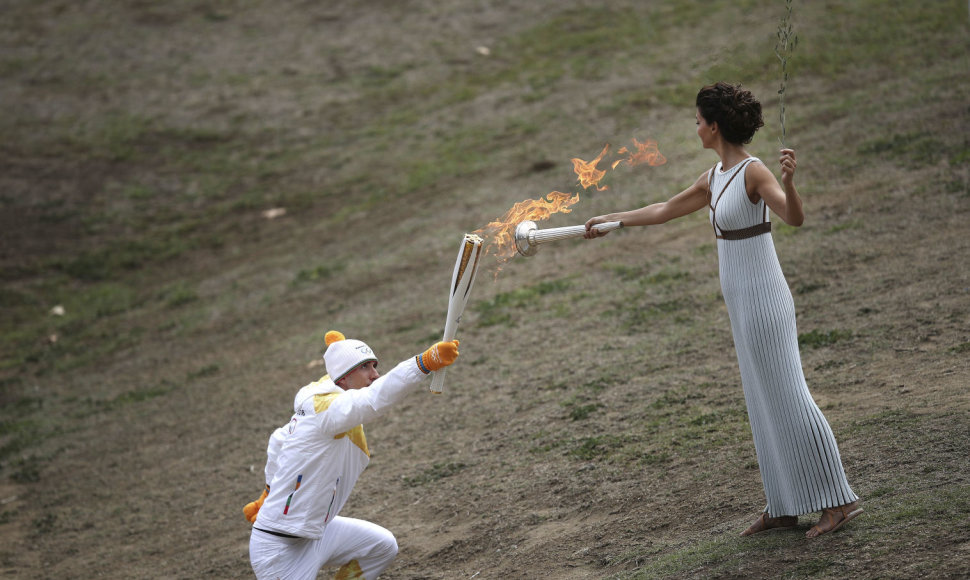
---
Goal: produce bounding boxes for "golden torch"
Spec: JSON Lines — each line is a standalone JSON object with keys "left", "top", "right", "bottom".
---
{"left": 430, "top": 233, "right": 484, "bottom": 394}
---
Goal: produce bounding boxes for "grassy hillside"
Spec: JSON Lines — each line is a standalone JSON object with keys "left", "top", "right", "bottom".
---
{"left": 1, "top": 0, "right": 968, "bottom": 578}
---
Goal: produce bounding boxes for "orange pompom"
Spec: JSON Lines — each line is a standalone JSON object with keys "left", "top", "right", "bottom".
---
{"left": 324, "top": 330, "right": 345, "bottom": 346}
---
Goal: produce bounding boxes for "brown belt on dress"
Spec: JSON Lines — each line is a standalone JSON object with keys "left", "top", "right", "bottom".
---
{"left": 716, "top": 222, "right": 771, "bottom": 240}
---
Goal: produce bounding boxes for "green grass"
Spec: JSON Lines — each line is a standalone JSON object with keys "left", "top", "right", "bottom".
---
{"left": 69, "top": 113, "right": 155, "bottom": 162}
{"left": 798, "top": 329, "right": 853, "bottom": 349}
{"left": 796, "top": 1, "right": 969, "bottom": 79}
{"left": 562, "top": 399, "right": 604, "bottom": 421}
{"left": 528, "top": 375, "right": 749, "bottom": 466}
{"left": 55, "top": 237, "right": 196, "bottom": 281}
{"left": 568, "top": 434, "right": 629, "bottom": 460}
{"left": 403, "top": 461, "right": 469, "bottom": 487}
{"left": 292, "top": 263, "right": 346, "bottom": 285}
{"left": 950, "top": 342, "right": 970, "bottom": 354}
{"left": 473, "top": 279, "right": 573, "bottom": 327}
{"left": 605, "top": 410, "right": 970, "bottom": 579}
{"left": 858, "top": 132, "right": 949, "bottom": 169}
{"left": 22, "top": 0, "right": 952, "bottom": 303}
{"left": 160, "top": 281, "right": 199, "bottom": 308}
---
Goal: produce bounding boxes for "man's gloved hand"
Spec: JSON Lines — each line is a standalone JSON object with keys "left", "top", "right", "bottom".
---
{"left": 243, "top": 485, "right": 269, "bottom": 524}
{"left": 416, "top": 340, "right": 460, "bottom": 374}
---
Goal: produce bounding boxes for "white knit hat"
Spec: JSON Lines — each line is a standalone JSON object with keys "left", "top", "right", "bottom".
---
{"left": 323, "top": 330, "right": 378, "bottom": 383}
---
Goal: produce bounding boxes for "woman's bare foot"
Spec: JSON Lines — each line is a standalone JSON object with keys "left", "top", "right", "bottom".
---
{"left": 806, "top": 501, "right": 863, "bottom": 538}
{"left": 740, "top": 512, "right": 798, "bottom": 536}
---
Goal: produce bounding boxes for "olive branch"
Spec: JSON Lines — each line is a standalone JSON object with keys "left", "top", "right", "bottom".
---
{"left": 775, "top": 0, "right": 798, "bottom": 147}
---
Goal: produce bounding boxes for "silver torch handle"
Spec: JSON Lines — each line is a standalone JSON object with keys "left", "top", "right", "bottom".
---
{"left": 514, "top": 220, "right": 623, "bottom": 257}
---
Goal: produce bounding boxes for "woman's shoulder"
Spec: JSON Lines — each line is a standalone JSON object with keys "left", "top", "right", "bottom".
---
{"left": 743, "top": 157, "right": 772, "bottom": 178}
{"left": 742, "top": 157, "right": 778, "bottom": 200}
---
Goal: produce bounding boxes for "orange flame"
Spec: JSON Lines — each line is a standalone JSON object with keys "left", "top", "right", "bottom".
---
{"left": 475, "top": 138, "right": 665, "bottom": 273}
{"left": 612, "top": 138, "right": 667, "bottom": 169}
{"left": 474, "top": 191, "right": 580, "bottom": 263}
{"left": 571, "top": 144, "right": 611, "bottom": 191}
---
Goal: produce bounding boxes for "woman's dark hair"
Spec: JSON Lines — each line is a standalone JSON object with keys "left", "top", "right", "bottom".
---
{"left": 696, "top": 82, "right": 764, "bottom": 144}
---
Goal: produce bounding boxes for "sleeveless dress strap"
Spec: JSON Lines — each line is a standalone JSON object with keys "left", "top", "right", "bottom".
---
{"left": 710, "top": 158, "right": 756, "bottom": 239}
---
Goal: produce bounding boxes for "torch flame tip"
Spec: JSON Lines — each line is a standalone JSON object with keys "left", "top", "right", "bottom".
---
{"left": 475, "top": 137, "right": 665, "bottom": 271}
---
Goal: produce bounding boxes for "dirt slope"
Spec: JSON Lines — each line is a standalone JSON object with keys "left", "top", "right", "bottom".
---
{"left": 1, "top": 1, "right": 968, "bottom": 579}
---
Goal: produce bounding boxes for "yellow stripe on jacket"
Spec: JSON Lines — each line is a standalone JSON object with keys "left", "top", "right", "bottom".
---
{"left": 314, "top": 393, "right": 370, "bottom": 457}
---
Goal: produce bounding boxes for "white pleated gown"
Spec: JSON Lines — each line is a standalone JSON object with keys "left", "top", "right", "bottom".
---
{"left": 709, "top": 158, "right": 857, "bottom": 517}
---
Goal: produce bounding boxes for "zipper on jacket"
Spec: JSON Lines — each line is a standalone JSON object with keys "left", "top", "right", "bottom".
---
{"left": 324, "top": 477, "right": 340, "bottom": 523}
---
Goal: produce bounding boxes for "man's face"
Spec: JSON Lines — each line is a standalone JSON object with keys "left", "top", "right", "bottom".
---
{"left": 336, "top": 361, "right": 380, "bottom": 390}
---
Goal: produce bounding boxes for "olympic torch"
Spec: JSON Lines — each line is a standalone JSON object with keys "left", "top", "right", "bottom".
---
{"left": 514, "top": 220, "right": 623, "bottom": 257}
{"left": 430, "top": 233, "right": 484, "bottom": 394}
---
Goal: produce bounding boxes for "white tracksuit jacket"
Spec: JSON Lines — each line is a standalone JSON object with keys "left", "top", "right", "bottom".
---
{"left": 254, "top": 357, "right": 427, "bottom": 539}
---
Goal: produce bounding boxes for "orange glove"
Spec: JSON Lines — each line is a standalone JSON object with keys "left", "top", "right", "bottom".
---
{"left": 243, "top": 485, "right": 269, "bottom": 524}
{"left": 415, "top": 340, "right": 460, "bottom": 373}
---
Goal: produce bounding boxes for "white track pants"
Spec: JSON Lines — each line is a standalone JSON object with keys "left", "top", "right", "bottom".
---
{"left": 249, "top": 516, "right": 398, "bottom": 580}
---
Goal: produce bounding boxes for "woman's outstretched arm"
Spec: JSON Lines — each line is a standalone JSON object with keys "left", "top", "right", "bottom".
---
{"left": 584, "top": 171, "right": 711, "bottom": 237}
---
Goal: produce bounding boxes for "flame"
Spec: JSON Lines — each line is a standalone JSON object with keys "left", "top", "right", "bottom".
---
{"left": 571, "top": 144, "right": 610, "bottom": 191}
{"left": 474, "top": 191, "right": 580, "bottom": 263}
{"left": 612, "top": 138, "right": 666, "bottom": 169}
{"left": 474, "top": 138, "right": 665, "bottom": 273}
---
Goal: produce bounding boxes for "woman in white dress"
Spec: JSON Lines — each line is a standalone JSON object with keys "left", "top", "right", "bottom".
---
{"left": 584, "top": 82, "right": 862, "bottom": 538}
